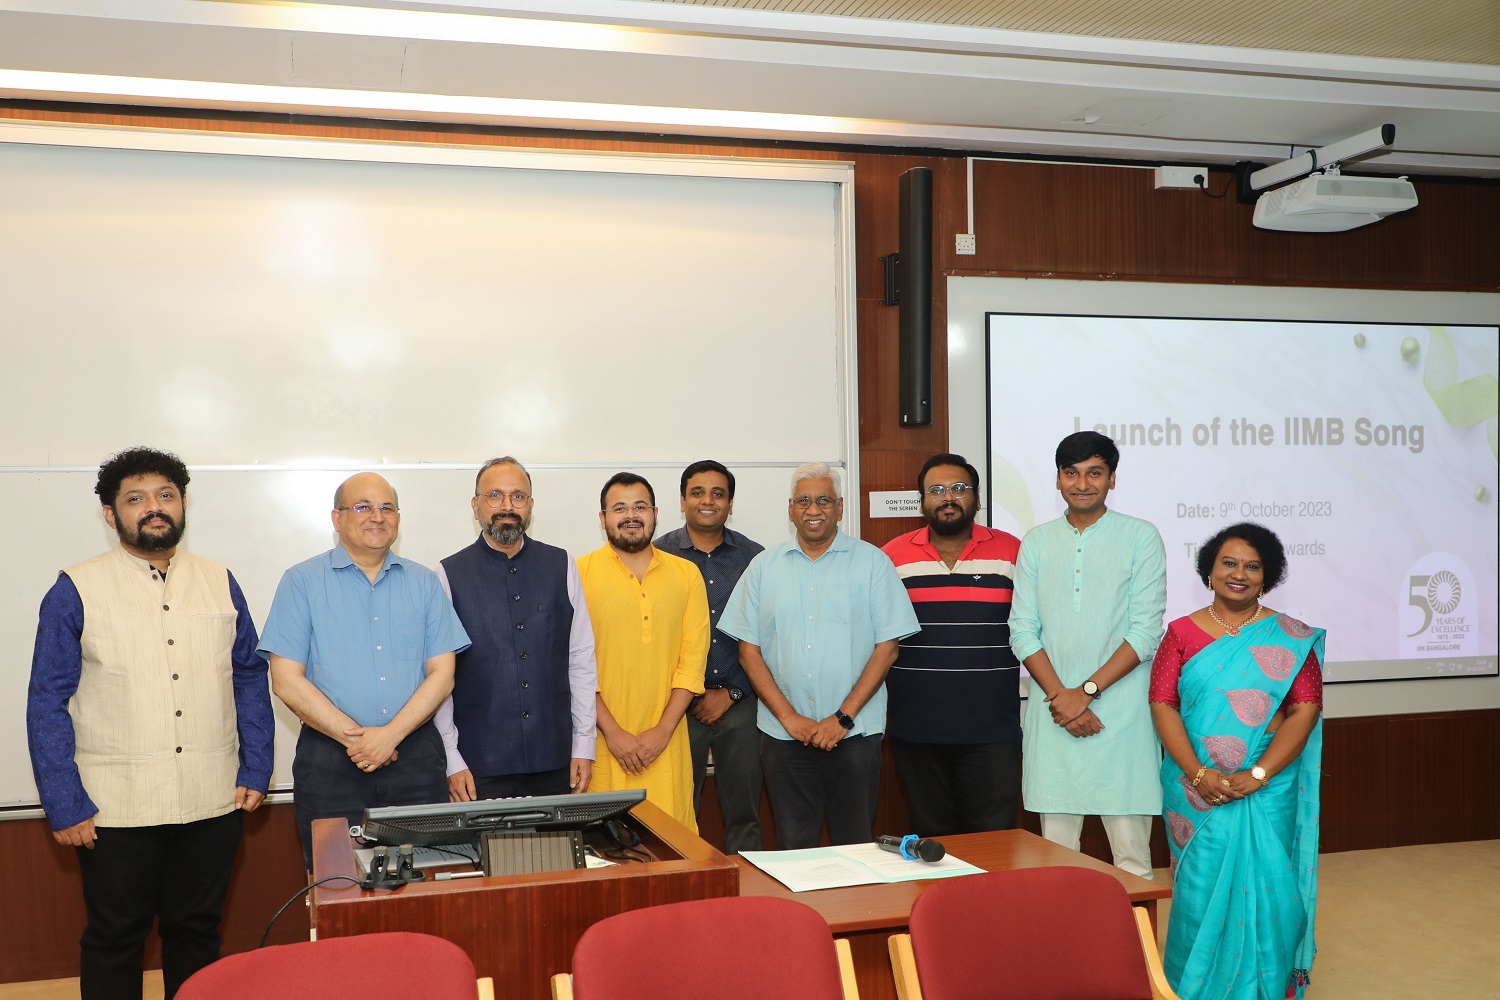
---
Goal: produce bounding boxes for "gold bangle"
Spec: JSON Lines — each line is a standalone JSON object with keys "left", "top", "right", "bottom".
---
{"left": 1191, "top": 766, "right": 1208, "bottom": 787}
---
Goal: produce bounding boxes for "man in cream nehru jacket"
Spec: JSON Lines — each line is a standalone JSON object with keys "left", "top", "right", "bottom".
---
{"left": 26, "top": 447, "right": 274, "bottom": 1000}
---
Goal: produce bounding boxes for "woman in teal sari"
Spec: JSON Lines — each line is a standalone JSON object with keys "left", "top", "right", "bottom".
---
{"left": 1150, "top": 522, "right": 1325, "bottom": 1000}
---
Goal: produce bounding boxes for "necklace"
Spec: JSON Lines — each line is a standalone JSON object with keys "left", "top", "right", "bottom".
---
{"left": 1208, "top": 601, "right": 1262, "bottom": 635}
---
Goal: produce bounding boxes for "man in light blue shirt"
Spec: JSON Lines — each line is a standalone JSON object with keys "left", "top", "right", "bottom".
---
{"left": 719, "top": 462, "right": 919, "bottom": 849}
{"left": 259, "top": 472, "right": 470, "bottom": 867}
{"left": 1009, "top": 432, "right": 1166, "bottom": 878}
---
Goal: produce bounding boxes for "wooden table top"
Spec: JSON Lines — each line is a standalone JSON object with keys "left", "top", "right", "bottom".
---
{"left": 736, "top": 829, "right": 1170, "bottom": 933}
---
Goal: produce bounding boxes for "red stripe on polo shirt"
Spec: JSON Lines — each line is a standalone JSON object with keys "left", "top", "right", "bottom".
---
{"left": 907, "top": 585, "right": 1013, "bottom": 604}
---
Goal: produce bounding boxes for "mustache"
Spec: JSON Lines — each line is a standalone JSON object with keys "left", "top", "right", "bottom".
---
{"left": 137, "top": 512, "right": 177, "bottom": 530}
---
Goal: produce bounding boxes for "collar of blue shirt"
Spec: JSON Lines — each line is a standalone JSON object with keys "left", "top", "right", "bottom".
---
{"left": 781, "top": 527, "right": 852, "bottom": 561}
{"left": 330, "top": 544, "right": 407, "bottom": 579}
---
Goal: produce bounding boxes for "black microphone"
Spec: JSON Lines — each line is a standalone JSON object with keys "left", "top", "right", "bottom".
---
{"left": 361, "top": 846, "right": 390, "bottom": 889}
{"left": 361, "top": 843, "right": 426, "bottom": 889}
{"left": 875, "top": 834, "right": 945, "bottom": 862}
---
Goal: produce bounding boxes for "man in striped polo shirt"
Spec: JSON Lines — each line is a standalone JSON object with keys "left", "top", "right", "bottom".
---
{"left": 882, "top": 453, "right": 1023, "bottom": 836}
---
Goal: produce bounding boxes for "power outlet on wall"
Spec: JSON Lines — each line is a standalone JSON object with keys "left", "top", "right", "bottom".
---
{"left": 1155, "top": 166, "right": 1205, "bottom": 190}
{"left": 955, "top": 233, "right": 976, "bottom": 254}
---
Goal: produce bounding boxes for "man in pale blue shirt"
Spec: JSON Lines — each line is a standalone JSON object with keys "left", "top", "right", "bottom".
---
{"left": 1009, "top": 432, "right": 1166, "bottom": 878}
{"left": 719, "top": 462, "right": 919, "bottom": 849}
{"left": 259, "top": 472, "right": 470, "bottom": 868}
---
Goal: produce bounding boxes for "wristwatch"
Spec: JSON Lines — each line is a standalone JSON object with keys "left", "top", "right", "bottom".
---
{"left": 728, "top": 686, "right": 745, "bottom": 703}
{"left": 1082, "top": 680, "right": 1101, "bottom": 700}
{"left": 1250, "top": 766, "right": 1269, "bottom": 786}
{"left": 834, "top": 710, "right": 855, "bottom": 730}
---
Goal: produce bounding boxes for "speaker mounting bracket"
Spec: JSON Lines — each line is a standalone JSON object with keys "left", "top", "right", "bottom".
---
{"left": 880, "top": 251, "right": 901, "bottom": 306}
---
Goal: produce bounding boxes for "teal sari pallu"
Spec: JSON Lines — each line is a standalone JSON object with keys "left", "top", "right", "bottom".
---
{"left": 1161, "top": 614, "right": 1326, "bottom": 1000}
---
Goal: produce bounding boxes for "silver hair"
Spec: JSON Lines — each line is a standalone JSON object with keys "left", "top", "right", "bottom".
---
{"left": 789, "top": 462, "right": 841, "bottom": 500}
{"left": 475, "top": 456, "right": 532, "bottom": 492}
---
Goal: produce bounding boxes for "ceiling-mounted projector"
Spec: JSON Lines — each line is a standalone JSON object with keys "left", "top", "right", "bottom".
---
{"left": 1253, "top": 169, "right": 1418, "bottom": 232}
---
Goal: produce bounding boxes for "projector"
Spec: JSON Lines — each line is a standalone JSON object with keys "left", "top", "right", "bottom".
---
{"left": 1253, "top": 171, "right": 1418, "bottom": 232}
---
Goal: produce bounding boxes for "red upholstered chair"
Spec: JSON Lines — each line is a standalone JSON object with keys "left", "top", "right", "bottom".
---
{"left": 887, "top": 867, "right": 1181, "bottom": 1000}
{"left": 176, "top": 931, "right": 493, "bottom": 1000}
{"left": 551, "top": 895, "right": 859, "bottom": 1000}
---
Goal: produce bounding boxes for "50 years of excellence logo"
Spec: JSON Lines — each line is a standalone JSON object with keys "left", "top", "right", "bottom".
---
{"left": 1399, "top": 554, "right": 1477, "bottom": 658}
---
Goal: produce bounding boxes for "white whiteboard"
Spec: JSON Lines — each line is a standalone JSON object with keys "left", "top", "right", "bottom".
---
{"left": 0, "top": 123, "right": 857, "bottom": 808}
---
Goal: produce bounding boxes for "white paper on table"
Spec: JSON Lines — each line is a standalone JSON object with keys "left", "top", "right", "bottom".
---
{"left": 740, "top": 849, "right": 883, "bottom": 892}
{"left": 741, "top": 845, "right": 983, "bottom": 892}
{"left": 832, "top": 843, "right": 982, "bottom": 882}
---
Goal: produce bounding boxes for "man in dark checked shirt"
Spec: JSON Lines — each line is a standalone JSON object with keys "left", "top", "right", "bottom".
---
{"left": 654, "top": 460, "right": 765, "bottom": 854}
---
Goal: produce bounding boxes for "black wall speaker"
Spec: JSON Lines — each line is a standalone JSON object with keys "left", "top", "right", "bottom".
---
{"left": 888, "top": 167, "right": 933, "bottom": 427}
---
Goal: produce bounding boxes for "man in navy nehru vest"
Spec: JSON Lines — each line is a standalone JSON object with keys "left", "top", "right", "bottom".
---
{"left": 434, "top": 457, "right": 598, "bottom": 800}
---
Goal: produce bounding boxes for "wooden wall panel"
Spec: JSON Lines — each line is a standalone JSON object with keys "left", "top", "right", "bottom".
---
{"left": 851, "top": 153, "right": 953, "bottom": 548}
{"left": 950, "top": 159, "right": 1499, "bottom": 290}
{"left": 693, "top": 713, "right": 1500, "bottom": 867}
{"left": 1321, "top": 709, "right": 1500, "bottom": 853}
{"left": 0, "top": 804, "right": 310, "bottom": 984}
{"left": 0, "top": 817, "right": 86, "bottom": 983}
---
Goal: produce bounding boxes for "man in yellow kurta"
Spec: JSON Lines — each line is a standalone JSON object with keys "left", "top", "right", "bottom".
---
{"left": 578, "top": 472, "right": 709, "bottom": 830}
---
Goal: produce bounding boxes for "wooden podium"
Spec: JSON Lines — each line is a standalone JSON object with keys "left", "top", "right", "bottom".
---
{"left": 310, "top": 800, "right": 738, "bottom": 1000}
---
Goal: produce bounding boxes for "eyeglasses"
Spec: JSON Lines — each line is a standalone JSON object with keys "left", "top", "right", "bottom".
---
{"left": 924, "top": 483, "right": 973, "bottom": 498}
{"left": 477, "top": 490, "right": 531, "bottom": 508}
{"left": 606, "top": 502, "right": 654, "bottom": 516}
{"left": 792, "top": 495, "right": 837, "bottom": 509}
{"left": 338, "top": 503, "right": 399, "bottom": 517}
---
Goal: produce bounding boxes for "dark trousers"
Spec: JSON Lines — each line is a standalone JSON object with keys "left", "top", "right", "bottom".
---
{"left": 75, "top": 810, "right": 243, "bottom": 1000}
{"left": 759, "top": 732, "right": 881, "bottom": 850}
{"left": 292, "top": 721, "right": 447, "bottom": 869}
{"left": 475, "top": 767, "right": 571, "bottom": 800}
{"left": 688, "top": 696, "right": 764, "bottom": 854}
{"left": 889, "top": 738, "right": 1022, "bottom": 836}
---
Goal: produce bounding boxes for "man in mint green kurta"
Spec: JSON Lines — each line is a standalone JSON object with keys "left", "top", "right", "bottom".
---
{"left": 1009, "top": 431, "right": 1166, "bottom": 878}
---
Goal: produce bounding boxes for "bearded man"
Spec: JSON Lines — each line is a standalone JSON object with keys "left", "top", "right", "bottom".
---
{"left": 433, "top": 457, "right": 598, "bottom": 801}
{"left": 576, "top": 472, "right": 708, "bottom": 830}
{"left": 26, "top": 447, "right": 273, "bottom": 1000}
{"left": 880, "top": 453, "right": 1025, "bottom": 836}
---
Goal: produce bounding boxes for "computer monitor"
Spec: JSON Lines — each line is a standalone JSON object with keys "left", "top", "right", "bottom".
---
{"left": 359, "top": 788, "right": 646, "bottom": 847}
